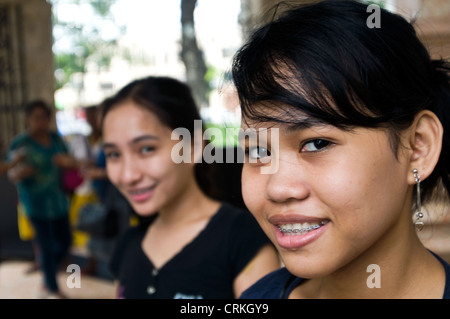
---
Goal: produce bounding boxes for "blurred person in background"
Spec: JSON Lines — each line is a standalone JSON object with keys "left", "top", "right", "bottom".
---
{"left": 66, "top": 105, "right": 107, "bottom": 274}
{"left": 7, "top": 100, "right": 77, "bottom": 298}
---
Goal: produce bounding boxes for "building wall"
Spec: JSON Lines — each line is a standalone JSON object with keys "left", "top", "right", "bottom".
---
{"left": 239, "top": 0, "right": 450, "bottom": 59}
{"left": 394, "top": 0, "right": 450, "bottom": 58}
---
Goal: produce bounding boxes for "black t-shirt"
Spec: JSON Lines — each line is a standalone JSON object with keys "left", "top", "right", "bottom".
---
{"left": 109, "top": 202, "right": 271, "bottom": 299}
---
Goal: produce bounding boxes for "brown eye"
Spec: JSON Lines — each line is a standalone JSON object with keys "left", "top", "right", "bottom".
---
{"left": 140, "top": 146, "right": 155, "bottom": 155}
{"left": 105, "top": 151, "right": 120, "bottom": 160}
{"left": 301, "top": 139, "right": 331, "bottom": 152}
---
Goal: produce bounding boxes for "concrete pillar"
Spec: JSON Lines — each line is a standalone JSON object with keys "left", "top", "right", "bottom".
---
{"left": 20, "top": 0, "right": 54, "bottom": 107}
{"left": 0, "top": 0, "right": 54, "bottom": 261}
{"left": 0, "top": 0, "right": 55, "bottom": 147}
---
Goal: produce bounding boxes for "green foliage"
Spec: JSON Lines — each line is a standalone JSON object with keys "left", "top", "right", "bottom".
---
{"left": 89, "top": 0, "right": 115, "bottom": 17}
{"left": 54, "top": 52, "right": 84, "bottom": 89}
{"left": 51, "top": 0, "right": 122, "bottom": 90}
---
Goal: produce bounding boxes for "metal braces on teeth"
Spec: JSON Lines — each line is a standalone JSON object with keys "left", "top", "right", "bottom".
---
{"left": 279, "top": 224, "right": 322, "bottom": 234}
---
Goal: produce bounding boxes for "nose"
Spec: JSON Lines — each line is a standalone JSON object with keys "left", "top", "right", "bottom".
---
{"left": 118, "top": 154, "right": 142, "bottom": 186}
{"left": 265, "top": 157, "right": 310, "bottom": 203}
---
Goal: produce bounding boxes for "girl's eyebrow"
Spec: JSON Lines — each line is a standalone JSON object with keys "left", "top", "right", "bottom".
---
{"left": 103, "top": 135, "right": 160, "bottom": 149}
{"left": 284, "top": 117, "right": 331, "bottom": 133}
{"left": 129, "top": 135, "right": 160, "bottom": 145}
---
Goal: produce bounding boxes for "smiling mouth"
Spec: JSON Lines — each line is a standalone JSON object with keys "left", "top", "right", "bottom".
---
{"left": 278, "top": 220, "right": 329, "bottom": 236}
{"left": 128, "top": 185, "right": 155, "bottom": 195}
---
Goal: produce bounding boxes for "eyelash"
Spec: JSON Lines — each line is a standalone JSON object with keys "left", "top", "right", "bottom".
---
{"left": 140, "top": 146, "right": 155, "bottom": 154}
{"left": 105, "top": 146, "right": 156, "bottom": 160}
{"left": 300, "top": 139, "right": 332, "bottom": 152}
{"left": 244, "top": 138, "right": 332, "bottom": 161}
{"left": 105, "top": 151, "right": 120, "bottom": 160}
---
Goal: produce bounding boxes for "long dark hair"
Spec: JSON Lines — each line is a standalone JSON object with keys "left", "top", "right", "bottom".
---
{"left": 100, "top": 76, "right": 220, "bottom": 201}
{"left": 232, "top": 0, "right": 450, "bottom": 204}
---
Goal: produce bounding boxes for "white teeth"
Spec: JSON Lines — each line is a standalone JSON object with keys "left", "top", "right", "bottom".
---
{"left": 130, "top": 186, "right": 154, "bottom": 195}
{"left": 278, "top": 220, "right": 328, "bottom": 235}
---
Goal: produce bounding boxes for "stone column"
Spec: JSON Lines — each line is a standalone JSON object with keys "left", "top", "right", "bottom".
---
{"left": 0, "top": 0, "right": 55, "bottom": 145}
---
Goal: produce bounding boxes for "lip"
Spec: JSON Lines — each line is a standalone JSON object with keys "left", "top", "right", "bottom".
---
{"left": 269, "top": 214, "right": 326, "bottom": 224}
{"left": 126, "top": 185, "right": 156, "bottom": 203}
{"left": 269, "top": 214, "right": 329, "bottom": 250}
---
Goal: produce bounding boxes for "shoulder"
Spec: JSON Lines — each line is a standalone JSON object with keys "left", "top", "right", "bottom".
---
{"left": 437, "top": 254, "right": 450, "bottom": 299}
{"left": 109, "top": 224, "right": 147, "bottom": 277}
{"left": 9, "top": 133, "right": 29, "bottom": 148}
{"left": 429, "top": 250, "right": 450, "bottom": 299}
{"left": 113, "top": 224, "right": 148, "bottom": 260}
{"left": 214, "top": 202, "right": 271, "bottom": 247}
{"left": 217, "top": 202, "right": 261, "bottom": 229}
{"left": 118, "top": 224, "right": 146, "bottom": 246}
{"left": 50, "top": 131, "right": 66, "bottom": 145}
{"left": 215, "top": 202, "right": 269, "bottom": 243}
{"left": 240, "top": 267, "right": 297, "bottom": 299}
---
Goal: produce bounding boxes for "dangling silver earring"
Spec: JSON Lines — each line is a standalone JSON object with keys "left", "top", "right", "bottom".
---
{"left": 413, "top": 169, "right": 424, "bottom": 231}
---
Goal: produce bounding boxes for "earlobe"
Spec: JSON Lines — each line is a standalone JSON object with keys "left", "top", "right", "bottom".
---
{"left": 408, "top": 110, "right": 443, "bottom": 183}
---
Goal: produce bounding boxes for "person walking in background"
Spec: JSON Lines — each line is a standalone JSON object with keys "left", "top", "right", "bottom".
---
{"left": 101, "top": 76, "right": 281, "bottom": 299}
{"left": 7, "top": 100, "right": 77, "bottom": 298}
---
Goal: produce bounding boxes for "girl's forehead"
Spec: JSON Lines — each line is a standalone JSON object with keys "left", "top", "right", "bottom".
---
{"left": 241, "top": 110, "right": 332, "bottom": 132}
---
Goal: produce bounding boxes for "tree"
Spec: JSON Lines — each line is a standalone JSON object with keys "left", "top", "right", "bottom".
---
{"left": 181, "top": 0, "right": 208, "bottom": 109}
{"left": 51, "top": 0, "right": 122, "bottom": 90}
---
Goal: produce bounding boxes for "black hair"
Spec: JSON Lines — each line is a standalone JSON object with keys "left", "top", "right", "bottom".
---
{"left": 100, "top": 76, "right": 220, "bottom": 202}
{"left": 24, "top": 100, "right": 52, "bottom": 118}
{"left": 232, "top": 0, "right": 450, "bottom": 203}
{"left": 101, "top": 77, "right": 200, "bottom": 131}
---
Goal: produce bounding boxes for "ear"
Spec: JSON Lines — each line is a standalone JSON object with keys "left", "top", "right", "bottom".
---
{"left": 407, "top": 110, "right": 443, "bottom": 184}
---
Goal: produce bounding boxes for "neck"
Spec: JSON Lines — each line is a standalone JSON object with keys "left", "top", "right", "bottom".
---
{"left": 29, "top": 130, "right": 49, "bottom": 139}
{"left": 157, "top": 175, "right": 219, "bottom": 226}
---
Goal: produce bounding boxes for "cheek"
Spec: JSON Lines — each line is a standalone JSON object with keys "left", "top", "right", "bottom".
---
{"left": 319, "top": 152, "right": 407, "bottom": 239}
{"left": 151, "top": 151, "right": 193, "bottom": 193}
{"left": 106, "top": 161, "right": 120, "bottom": 186}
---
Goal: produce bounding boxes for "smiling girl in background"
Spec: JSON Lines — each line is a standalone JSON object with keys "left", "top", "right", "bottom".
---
{"left": 232, "top": 0, "right": 450, "bottom": 299}
{"left": 101, "top": 76, "right": 280, "bottom": 299}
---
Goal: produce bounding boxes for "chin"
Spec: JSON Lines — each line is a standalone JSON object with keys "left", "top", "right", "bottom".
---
{"left": 129, "top": 200, "right": 160, "bottom": 217}
{"left": 281, "top": 252, "right": 335, "bottom": 279}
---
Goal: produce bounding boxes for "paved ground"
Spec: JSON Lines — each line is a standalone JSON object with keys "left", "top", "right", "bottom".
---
{"left": 0, "top": 260, "right": 115, "bottom": 299}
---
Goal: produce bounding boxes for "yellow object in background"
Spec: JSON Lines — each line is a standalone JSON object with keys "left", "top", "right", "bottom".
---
{"left": 17, "top": 203, "right": 34, "bottom": 241}
{"left": 69, "top": 192, "right": 98, "bottom": 248}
